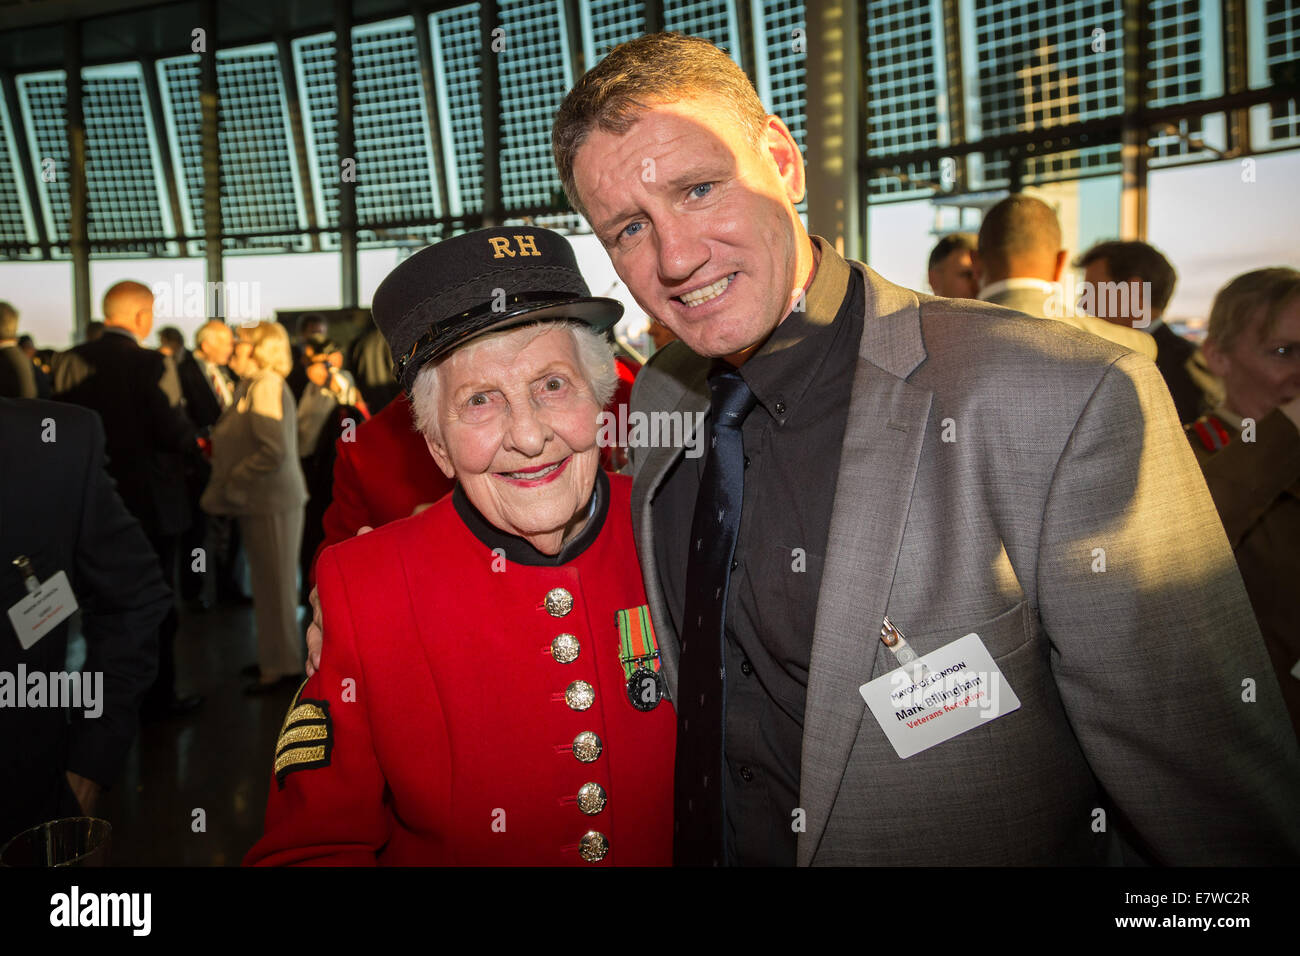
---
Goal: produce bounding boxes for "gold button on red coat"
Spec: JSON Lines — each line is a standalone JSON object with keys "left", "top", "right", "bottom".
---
{"left": 572, "top": 731, "right": 601, "bottom": 763}
{"left": 565, "top": 680, "right": 594, "bottom": 711}
{"left": 545, "top": 588, "right": 573, "bottom": 617}
{"left": 577, "top": 782, "right": 606, "bottom": 815}
{"left": 551, "top": 633, "right": 579, "bottom": 663}
{"left": 579, "top": 830, "right": 609, "bottom": 862}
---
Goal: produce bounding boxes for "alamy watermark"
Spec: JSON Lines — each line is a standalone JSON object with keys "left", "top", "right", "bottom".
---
{"left": 1046, "top": 274, "right": 1156, "bottom": 329}
{"left": 596, "top": 407, "right": 706, "bottom": 459}
{"left": 152, "top": 275, "right": 262, "bottom": 324}
{"left": 0, "top": 666, "right": 103, "bottom": 718}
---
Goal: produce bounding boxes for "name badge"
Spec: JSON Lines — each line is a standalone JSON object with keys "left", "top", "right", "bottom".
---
{"left": 859, "top": 632, "right": 1021, "bottom": 759}
{"left": 7, "top": 571, "right": 78, "bottom": 650}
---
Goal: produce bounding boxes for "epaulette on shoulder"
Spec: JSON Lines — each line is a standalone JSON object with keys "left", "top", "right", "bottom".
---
{"left": 1190, "top": 414, "right": 1233, "bottom": 453}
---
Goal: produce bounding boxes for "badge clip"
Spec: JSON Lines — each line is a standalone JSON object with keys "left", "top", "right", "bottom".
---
{"left": 880, "top": 616, "right": 931, "bottom": 681}
{"left": 12, "top": 556, "right": 40, "bottom": 595}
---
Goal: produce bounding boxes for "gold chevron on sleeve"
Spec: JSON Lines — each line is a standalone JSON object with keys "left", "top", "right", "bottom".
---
{"left": 273, "top": 691, "right": 333, "bottom": 787}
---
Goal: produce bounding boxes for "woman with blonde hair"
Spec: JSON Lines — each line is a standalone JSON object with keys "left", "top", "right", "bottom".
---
{"left": 202, "top": 321, "right": 308, "bottom": 694}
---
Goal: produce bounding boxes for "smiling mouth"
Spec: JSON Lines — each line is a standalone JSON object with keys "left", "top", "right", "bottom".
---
{"left": 676, "top": 273, "right": 735, "bottom": 307}
{"left": 498, "top": 457, "right": 568, "bottom": 482}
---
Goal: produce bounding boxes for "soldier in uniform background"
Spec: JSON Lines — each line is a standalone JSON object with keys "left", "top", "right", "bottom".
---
{"left": 247, "top": 227, "right": 674, "bottom": 865}
{"left": 1190, "top": 267, "right": 1300, "bottom": 739}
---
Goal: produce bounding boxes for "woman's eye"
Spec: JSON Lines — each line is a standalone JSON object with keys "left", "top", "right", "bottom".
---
{"left": 545, "top": 376, "right": 565, "bottom": 391}
{"left": 467, "top": 393, "right": 489, "bottom": 407}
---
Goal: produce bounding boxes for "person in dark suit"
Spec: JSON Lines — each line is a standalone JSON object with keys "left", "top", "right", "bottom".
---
{"left": 176, "top": 320, "right": 242, "bottom": 608}
{"left": 0, "top": 301, "right": 38, "bottom": 399}
{"left": 52, "top": 280, "right": 202, "bottom": 718}
{"left": 17, "top": 336, "right": 52, "bottom": 399}
{"left": 287, "top": 313, "right": 328, "bottom": 403}
{"left": 1076, "top": 240, "right": 1207, "bottom": 424}
{"left": 178, "top": 320, "right": 235, "bottom": 432}
{"left": 0, "top": 397, "right": 169, "bottom": 846}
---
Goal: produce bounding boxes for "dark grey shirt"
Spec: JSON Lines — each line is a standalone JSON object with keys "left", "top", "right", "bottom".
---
{"left": 653, "top": 241, "right": 864, "bottom": 865}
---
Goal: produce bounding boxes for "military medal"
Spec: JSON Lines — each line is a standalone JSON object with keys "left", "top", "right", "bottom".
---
{"left": 616, "top": 605, "right": 664, "bottom": 711}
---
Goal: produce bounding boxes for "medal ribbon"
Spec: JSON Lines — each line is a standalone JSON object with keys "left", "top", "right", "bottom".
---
{"left": 616, "top": 605, "right": 660, "bottom": 680}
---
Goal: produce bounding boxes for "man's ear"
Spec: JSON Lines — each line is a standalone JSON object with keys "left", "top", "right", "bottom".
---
{"left": 764, "top": 116, "right": 805, "bottom": 204}
{"left": 423, "top": 434, "right": 456, "bottom": 480}
{"left": 1052, "top": 249, "right": 1068, "bottom": 283}
{"left": 1201, "top": 338, "right": 1231, "bottom": 379}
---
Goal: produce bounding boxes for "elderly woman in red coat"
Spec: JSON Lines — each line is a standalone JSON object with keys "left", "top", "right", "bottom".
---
{"left": 246, "top": 228, "right": 673, "bottom": 866}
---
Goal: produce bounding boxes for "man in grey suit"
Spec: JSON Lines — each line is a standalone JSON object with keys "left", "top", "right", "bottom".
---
{"left": 553, "top": 33, "right": 1299, "bottom": 865}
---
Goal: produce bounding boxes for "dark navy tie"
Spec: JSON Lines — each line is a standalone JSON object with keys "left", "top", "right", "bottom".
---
{"left": 673, "top": 370, "right": 757, "bottom": 866}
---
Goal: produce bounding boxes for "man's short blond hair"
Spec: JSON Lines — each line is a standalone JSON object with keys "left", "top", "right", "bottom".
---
{"left": 552, "top": 32, "right": 769, "bottom": 219}
{"left": 239, "top": 321, "right": 293, "bottom": 378}
{"left": 1207, "top": 267, "right": 1300, "bottom": 354}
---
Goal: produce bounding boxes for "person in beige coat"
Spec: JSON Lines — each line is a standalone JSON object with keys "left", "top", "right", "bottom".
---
{"left": 202, "top": 321, "right": 308, "bottom": 693}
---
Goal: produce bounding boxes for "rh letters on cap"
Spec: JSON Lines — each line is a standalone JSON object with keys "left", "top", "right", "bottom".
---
{"left": 489, "top": 235, "right": 542, "bottom": 259}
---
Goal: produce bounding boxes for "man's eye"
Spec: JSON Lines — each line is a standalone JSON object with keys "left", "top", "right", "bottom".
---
{"left": 621, "top": 221, "right": 644, "bottom": 239}
{"left": 690, "top": 183, "right": 713, "bottom": 199}
{"left": 1273, "top": 345, "right": 1293, "bottom": 358}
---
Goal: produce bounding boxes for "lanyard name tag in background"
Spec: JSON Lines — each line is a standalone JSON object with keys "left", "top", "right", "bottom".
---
{"left": 860, "top": 631, "right": 1021, "bottom": 759}
{"left": 8, "top": 569, "right": 77, "bottom": 650}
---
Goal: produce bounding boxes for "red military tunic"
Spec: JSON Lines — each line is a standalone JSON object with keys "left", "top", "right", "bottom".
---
{"left": 246, "top": 471, "right": 675, "bottom": 865}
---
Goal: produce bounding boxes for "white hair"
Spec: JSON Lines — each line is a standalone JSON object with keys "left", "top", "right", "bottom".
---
{"left": 409, "top": 321, "right": 618, "bottom": 442}
{"left": 194, "top": 320, "right": 232, "bottom": 349}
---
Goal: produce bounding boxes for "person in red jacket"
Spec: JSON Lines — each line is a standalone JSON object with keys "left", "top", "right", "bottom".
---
{"left": 246, "top": 227, "right": 674, "bottom": 865}
{"left": 310, "top": 392, "right": 453, "bottom": 581}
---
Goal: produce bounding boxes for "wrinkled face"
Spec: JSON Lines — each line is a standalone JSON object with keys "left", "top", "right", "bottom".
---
{"left": 1206, "top": 298, "right": 1300, "bottom": 421}
{"left": 200, "top": 326, "right": 234, "bottom": 366}
{"left": 425, "top": 325, "right": 602, "bottom": 554}
{"left": 929, "top": 248, "right": 978, "bottom": 299}
{"left": 572, "top": 96, "right": 808, "bottom": 365}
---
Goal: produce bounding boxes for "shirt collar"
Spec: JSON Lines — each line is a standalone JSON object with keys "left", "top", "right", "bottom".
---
{"left": 452, "top": 467, "right": 609, "bottom": 567}
{"left": 102, "top": 325, "right": 138, "bottom": 342}
{"left": 736, "top": 236, "right": 851, "bottom": 426}
{"left": 978, "top": 277, "right": 1058, "bottom": 301}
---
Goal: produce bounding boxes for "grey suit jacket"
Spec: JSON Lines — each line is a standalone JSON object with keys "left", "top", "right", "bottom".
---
{"left": 629, "top": 257, "right": 1300, "bottom": 865}
{"left": 983, "top": 283, "right": 1158, "bottom": 359}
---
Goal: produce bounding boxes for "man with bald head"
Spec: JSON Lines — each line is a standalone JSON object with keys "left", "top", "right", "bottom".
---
{"left": 54, "top": 280, "right": 203, "bottom": 718}
{"left": 974, "top": 195, "right": 1155, "bottom": 358}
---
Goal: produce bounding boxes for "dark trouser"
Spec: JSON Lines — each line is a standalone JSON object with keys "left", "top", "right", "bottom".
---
{"left": 299, "top": 456, "right": 333, "bottom": 603}
{"left": 180, "top": 504, "right": 207, "bottom": 601}
{"left": 142, "top": 532, "right": 180, "bottom": 708}
{"left": 207, "top": 513, "right": 246, "bottom": 602}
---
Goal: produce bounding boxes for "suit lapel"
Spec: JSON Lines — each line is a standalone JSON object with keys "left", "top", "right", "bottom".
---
{"left": 629, "top": 354, "right": 709, "bottom": 701}
{"left": 797, "top": 264, "right": 932, "bottom": 865}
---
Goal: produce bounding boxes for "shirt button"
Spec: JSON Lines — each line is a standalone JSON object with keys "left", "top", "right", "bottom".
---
{"left": 730, "top": 559, "right": 738, "bottom": 571}
{"left": 743, "top": 455, "right": 750, "bottom": 468}
{"left": 774, "top": 401, "right": 787, "bottom": 416}
{"left": 740, "top": 660, "right": 753, "bottom": 676}
{"left": 739, "top": 766, "right": 754, "bottom": 782}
